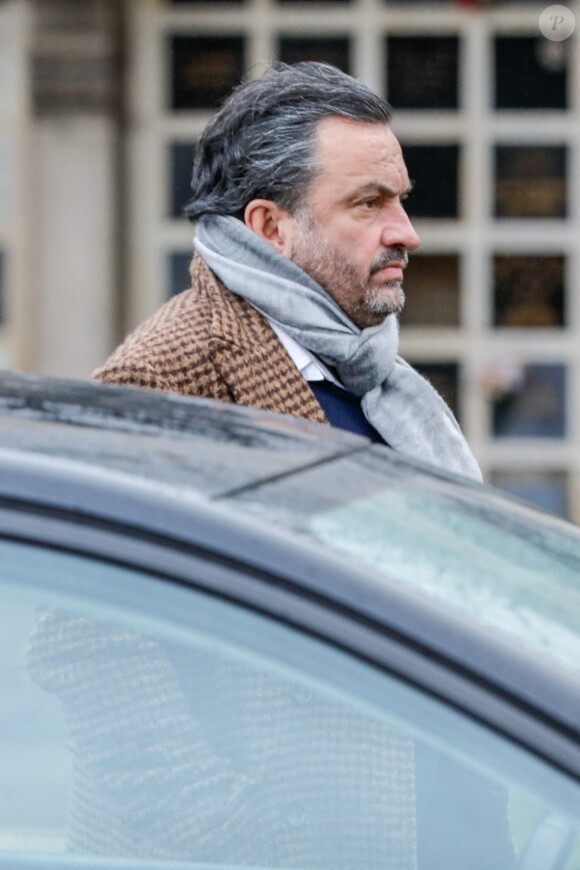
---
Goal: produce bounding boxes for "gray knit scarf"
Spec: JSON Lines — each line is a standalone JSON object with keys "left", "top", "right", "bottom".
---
{"left": 194, "top": 215, "right": 482, "bottom": 482}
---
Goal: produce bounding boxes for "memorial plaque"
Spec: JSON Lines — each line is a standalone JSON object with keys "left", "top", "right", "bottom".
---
{"left": 494, "top": 36, "right": 567, "bottom": 110}
{"left": 403, "top": 144, "right": 460, "bottom": 218}
{"left": 492, "top": 363, "right": 566, "bottom": 438}
{"left": 278, "top": 37, "right": 351, "bottom": 74}
{"left": 170, "top": 35, "right": 245, "bottom": 110}
{"left": 400, "top": 254, "right": 460, "bottom": 327}
{"left": 494, "top": 145, "right": 567, "bottom": 218}
{"left": 387, "top": 36, "right": 459, "bottom": 110}
{"left": 493, "top": 254, "right": 565, "bottom": 327}
{"left": 169, "top": 141, "right": 196, "bottom": 219}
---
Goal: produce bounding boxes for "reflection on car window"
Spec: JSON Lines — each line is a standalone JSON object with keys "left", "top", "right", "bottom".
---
{"left": 0, "top": 538, "right": 578, "bottom": 868}
{"left": 27, "top": 610, "right": 423, "bottom": 867}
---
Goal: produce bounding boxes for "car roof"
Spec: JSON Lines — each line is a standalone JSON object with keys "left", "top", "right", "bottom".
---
{"left": 1, "top": 370, "right": 580, "bottom": 778}
{"left": 0, "top": 369, "right": 368, "bottom": 496}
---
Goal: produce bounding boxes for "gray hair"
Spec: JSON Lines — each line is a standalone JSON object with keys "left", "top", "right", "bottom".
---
{"left": 185, "top": 62, "right": 392, "bottom": 221}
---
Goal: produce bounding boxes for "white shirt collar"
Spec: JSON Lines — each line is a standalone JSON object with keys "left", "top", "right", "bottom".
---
{"left": 267, "top": 320, "right": 343, "bottom": 388}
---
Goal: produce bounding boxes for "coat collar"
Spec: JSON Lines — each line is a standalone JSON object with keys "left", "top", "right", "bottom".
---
{"left": 191, "top": 255, "right": 328, "bottom": 425}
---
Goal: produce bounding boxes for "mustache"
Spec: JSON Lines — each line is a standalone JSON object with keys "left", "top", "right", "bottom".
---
{"left": 370, "top": 247, "right": 409, "bottom": 275}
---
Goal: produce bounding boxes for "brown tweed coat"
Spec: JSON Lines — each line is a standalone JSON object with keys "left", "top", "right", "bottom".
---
{"left": 94, "top": 255, "right": 329, "bottom": 426}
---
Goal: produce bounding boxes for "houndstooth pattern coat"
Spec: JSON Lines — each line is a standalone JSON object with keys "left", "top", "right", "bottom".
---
{"left": 94, "top": 254, "right": 329, "bottom": 426}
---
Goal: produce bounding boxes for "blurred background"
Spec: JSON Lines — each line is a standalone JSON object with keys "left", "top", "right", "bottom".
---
{"left": 0, "top": 0, "right": 578, "bottom": 519}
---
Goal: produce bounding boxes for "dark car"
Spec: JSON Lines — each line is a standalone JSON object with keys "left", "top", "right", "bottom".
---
{"left": 0, "top": 370, "right": 579, "bottom": 870}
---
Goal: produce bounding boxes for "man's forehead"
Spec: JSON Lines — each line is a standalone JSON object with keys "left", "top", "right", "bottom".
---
{"left": 313, "top": 116, "right": 410, "bottom": 188}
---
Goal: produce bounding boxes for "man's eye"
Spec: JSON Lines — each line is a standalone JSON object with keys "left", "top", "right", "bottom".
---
{"left": 359, "top": 199, "right": 378, "bottom": 209}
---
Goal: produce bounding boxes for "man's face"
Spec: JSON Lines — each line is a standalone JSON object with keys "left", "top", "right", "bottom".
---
{"left": 290, "top": 117, "right": 420, "bottom": 329}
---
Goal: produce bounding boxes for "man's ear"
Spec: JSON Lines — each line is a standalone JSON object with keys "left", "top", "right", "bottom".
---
{"left": 244, "top": 199, "right": 294, "bottom": 258}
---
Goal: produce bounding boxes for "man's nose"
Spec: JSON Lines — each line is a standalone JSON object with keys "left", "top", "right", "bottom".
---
{"left": 382, "top": 202, "right": 420, "bottom": 252}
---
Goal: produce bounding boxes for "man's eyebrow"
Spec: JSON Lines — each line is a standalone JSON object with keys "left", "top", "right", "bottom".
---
{"left": 345, "top": 180, "right": 415, "bottom": 201}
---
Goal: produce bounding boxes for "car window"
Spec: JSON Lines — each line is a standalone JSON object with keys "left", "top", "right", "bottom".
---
{"left": 0, "top": 536, "right": 579, "bottom": 869}
{"left": 309, "top": 486, "right": 580, "bottom": 675}
{"left": 233, "top": 451, "right": 580, "bottom": 676}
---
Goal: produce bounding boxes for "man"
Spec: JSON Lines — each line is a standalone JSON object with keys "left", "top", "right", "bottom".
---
{"left": 95, "top": 62, "right": 481, "bottom": 481}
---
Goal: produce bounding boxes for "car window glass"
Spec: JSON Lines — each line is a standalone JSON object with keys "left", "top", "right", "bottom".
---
{"left": 233, "top": 453, "right": 580, "bottom": 676}
{"left": 309, "top": 486, "right": 580, "bottom": 675}
{"left": 1, "top": 537, "right": 579, "bottom": 869}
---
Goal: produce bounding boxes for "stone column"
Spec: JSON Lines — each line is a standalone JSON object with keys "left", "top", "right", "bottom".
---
{"left": 30, "top": 0, "right": 123, "bottom": 378}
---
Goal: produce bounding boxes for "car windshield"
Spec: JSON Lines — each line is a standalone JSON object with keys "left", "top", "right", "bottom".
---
{"left": 233, "top": 450, "right": 580, "bottom": 676}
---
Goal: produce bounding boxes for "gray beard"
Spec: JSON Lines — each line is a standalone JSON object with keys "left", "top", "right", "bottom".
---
{"left": 365, "top": 279, "right": 406, "bottom": 315}
{"left": 291, "top": 212, "right": 407, "bottom": 326}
